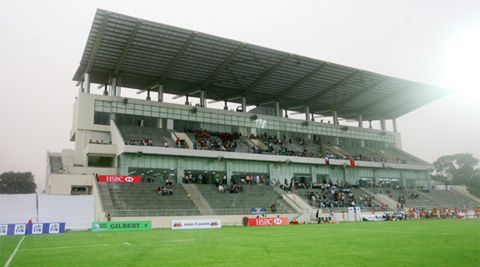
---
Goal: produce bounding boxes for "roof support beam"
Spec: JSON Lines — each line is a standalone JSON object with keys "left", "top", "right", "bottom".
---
{"left": 260, "top": 62, "right": 328, "bottom": 103}
{"left": 356, "top": 85, "right": 415, "bottom": 114}
{"left": 113, "top": 20, "right": 141, "bottom": 76}
{"left": 200, "top": 43, "right": 246, "bottom": 90}
{"left": 159, "top": 32, "right": 197, "bottom": 83}
{"left": 306, "top": 70, "right": 360, "bottom": 106}
{"left": 85, "top": 14, "right": 109, "bottom": 74}
{"left": 332, "top": 78, "right": 387, "bottom": 110}
{"left": 241, "top": 55, "right": 290, "bottom": 95}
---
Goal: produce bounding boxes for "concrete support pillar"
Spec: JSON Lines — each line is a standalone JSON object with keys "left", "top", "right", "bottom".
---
{"left": 176, "top": 158, "right": 184, "bottom": 184}
{"left": 103, "top": 83, "right": 108, "bottom": 96}
{"left": 311, "top": 113, "right": 315, "bottom": 121}
{"left": 111, "top": 77, "right": 117, "bottom": 96}
{"left": 157, "top": 85, "right": 163, "bottom": 102}
{"left": 392, "top": 118, "right": 398, "bottom": 133}
{"left": 223, "top": 100, "right": 228, "bottom": 110}
{"left": 84, "top": 73, "right": 91, "bottom": 93}
{"left": 380, "top": 118, "right": 386, "bottom": 131}
{"left": 200, "top": 90, "right": 206, "bottom": 107}
{"left": 284, "top": 109, "right": 288, "bottom": 118}
{"left": 358, "top": 114, "right": 363, "bottom": 128}
{"left": 333, "top": 110, "right": 339, "bottom": 125}
{"left": 305, "top": 106, "right": 310, "bottom": 122}
{"left": 241, "top": 97, "right": 246, "bottom": 113}
{"left": 226, "top": 161, "right": 233, "bottom": 185}
{"left": 369, "top": 120, "right": 372, "bottom": 129}
{"left": 275, "top": 102, "right": 280, "bottom": 117}
{"left": 146, "top": 90, "right": 151, "bottom": 101}
{"left": 185, "top": 95, "right": 189, "bottom": 105}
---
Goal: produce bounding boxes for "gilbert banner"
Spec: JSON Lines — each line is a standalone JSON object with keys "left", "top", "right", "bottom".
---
{"left": 248, "top": 217, "right": 289, "bottom": 227}
{"left": 97, "top": 175, "right": 141, "bottom": 183}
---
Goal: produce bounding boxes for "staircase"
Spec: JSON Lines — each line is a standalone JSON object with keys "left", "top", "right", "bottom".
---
{"left": 183, "top": 184, "right": 215, "bottom": 215}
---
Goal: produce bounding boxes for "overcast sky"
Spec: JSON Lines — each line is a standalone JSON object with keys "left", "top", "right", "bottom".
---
{"left": 1, "top": 0, "right": 479, "bottom": 191}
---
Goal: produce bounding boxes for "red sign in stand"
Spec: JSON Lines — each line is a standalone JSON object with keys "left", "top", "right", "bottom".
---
{"left": 247, "top": 217, "right": 289, "bottom": 227}
{"left": 97, "top": 175, "right": 141, "bottom": 183}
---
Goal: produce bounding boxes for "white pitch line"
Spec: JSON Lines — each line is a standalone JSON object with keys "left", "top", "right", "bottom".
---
{"left": 3, "top": 235, "right": 25, "bottom": 267}
{"left": 19, "top": 243, "right": 109, "bottom": 251}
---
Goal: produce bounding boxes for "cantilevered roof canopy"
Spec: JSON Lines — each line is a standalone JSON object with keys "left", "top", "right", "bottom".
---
{"left": 73, "top": 9, "right": 446, "bottom": 120}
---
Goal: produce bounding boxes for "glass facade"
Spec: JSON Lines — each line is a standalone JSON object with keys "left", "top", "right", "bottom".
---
{"left": 94, "top": 99, "right": 396, "bottom": 143}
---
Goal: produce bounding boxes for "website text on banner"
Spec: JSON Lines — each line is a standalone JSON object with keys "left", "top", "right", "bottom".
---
{"left": 171, "top": 219, "right": 222, "bottom": 230}
{"left": 248, "top": 217, "right": 289, "bottom": 227}
{"left": 91, "top": 221, "right": 152, "bottom": 232}
{"left": 97, "top": 175, "right": 141, "bottom": 183}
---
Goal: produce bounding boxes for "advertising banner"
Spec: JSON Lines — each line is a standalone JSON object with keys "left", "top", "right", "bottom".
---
{"left": 97, "top": 175, "right": 141, "bottom": 183}
{"left": 0, "top": 223, "right": 65, "bottom": 236}
{"left": 247, "top": 217, "right": 289, "bottom": 227}
{"left": 171, "top": 219, "right": 222, "bottom": 230}
{"left": 91, "top": 221, "right": 152, "bottom": 232}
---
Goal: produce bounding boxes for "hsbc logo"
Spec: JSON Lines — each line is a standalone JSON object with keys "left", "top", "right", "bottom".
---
{"left": 274, "top": 218, "right": 282, "bottom": 225}
{"left": 98, "top": 175, "right": 141, "bottom": 183}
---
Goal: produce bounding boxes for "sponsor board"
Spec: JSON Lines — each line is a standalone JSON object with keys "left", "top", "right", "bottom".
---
{"left": 0, "top": 224, "right": 8, "bottom": 236}
{"left": 91, "top": 221, "right": 152, "bottom": 232}
{"left": 32, "top": 223, "right": 44, "bottom": 234}
{"left": 247, "top": 217, "right": 289, "bottom": 227}
{"left": 171, "top": 219, "right": 222, "bottom": 230}
{"left": 0, "top": 223, "right": 65, "bottom": 236}
{"left": 14, "top": 224, "right": 26, "bottom": 235}
{"left": 97, "top": 175, "right": 141, "bottom": 183}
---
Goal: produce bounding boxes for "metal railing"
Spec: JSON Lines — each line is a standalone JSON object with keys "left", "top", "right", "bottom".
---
{"left": 105, "top": 207, "right": 293, "bottom": 217}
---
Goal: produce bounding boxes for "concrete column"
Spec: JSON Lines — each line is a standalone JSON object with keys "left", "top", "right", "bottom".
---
{"left": 84, "top": 73, "right": 91, "bottom": 93}
{"left": 223, "top": 100, "right": 228, "bottom": 110}
{"left": 146, "top": 90, "right": 151, "bottom": 101}
{"left": 226, "top": 161, "right": 232, "bottom": 185}
{"left": 275, "top": 102, "right": 280, "bottom": 117}
{"left": 284, "top": 109, "right": 288, "bottom": 118}
{"left": 185, "top": 95, "right": 189, "bottom": 105}
{"left": 200, "top": 90, "right": 206, "bottom": 107}
{"left": 111, "top": 77, "right": 117, "bottom": 96}
{"left": 392, "top": 118, "right": 398, "bottom": 133}
{"left": 358, "top": 114, "right": 363, "bottom": 128}
{"left": 157, "top": 85, "right": 163, "bottom": 102}
{"left": 241, "top": 97, "right": 246, "bottom": 113}
{"left": 369, "top": 120, "right": 372, "bottom": 129}
{"left": 333, "top": 110, "right": 339, "bottom": 125}
{"left": 305, "top": 106, "right": 310, "bottom": 122}
{"left": 380, "top": 118, "right": 386, "bottom": 131}
{"left": 103, "top": 83, "right": 108, "bottom": 96}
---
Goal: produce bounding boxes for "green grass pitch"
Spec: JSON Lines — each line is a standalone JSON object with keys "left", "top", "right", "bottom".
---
{"left": 0, "top": 220, "right": 479, "bottom": 267}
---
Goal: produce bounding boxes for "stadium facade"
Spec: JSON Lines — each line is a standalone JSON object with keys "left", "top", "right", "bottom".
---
{"left": 45, "top": 9, "right": 450, "bottom": 222}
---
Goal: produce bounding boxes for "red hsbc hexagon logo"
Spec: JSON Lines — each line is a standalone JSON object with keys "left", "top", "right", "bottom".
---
{"left": 125, "top": 176, "right": 134, "bottom": 182}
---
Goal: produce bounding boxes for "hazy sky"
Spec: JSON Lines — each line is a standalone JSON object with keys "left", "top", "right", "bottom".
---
{"left": 1, "top": 0, "right": 479, "bottom": 191}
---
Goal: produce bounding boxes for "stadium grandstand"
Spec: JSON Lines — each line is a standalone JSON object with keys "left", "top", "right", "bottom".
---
{"left": 44, "top": 9, "right": 479, "bottom": 226}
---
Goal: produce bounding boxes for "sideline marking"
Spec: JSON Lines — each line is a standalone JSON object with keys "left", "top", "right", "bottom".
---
{"left": 19, "top": 243, "right": 109, "bottom": 251}
{"left": 4, "top": 235, "right": 25, "bottom": 267}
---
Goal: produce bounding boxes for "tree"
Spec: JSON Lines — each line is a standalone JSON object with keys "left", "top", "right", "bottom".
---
{"left": 0, "top": 171, "right": 37, "bottom": 194}
{"left": 432, "top": 153, "right": 480, "bottom": 197}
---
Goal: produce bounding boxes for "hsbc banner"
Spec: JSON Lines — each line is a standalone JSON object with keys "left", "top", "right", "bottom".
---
{"left": 171, "top": 219, "right": 222, "bottom": 230}
{"left": 0, "top": 223, "right": 65, "bottom": 236}
{"left": 248, "top": 217, "right": 289, "bottom": 227}
{"left": 97, "top": 175, "right": 141, "bottom": 183}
